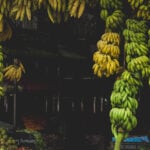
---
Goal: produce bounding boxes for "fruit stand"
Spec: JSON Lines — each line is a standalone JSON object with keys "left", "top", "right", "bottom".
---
{"left": 0, "top": 0, "right": 150, "bottom": 150}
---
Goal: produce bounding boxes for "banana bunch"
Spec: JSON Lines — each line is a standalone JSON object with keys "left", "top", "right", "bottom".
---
{"left": 0, "top": 21, "right": 12, "bottom": 42}
{"left": 127, "top": 56, "right": 150, "bottom": 72}
{"left": 127, "top": 0, "right": 144, "bottom": 9}
{"left": 92, "top": 32, "right": 121, "bottom": 78}
{"left": 124, "top": 19, "right": 150, "bottom": 84}
{"left": 141, "top": 66, "right": 150, "bottom": 78}
{"left": 97, "top": 32, "right": 121, "bottom": 58}
{"left": 47, "top": 0, "right": 67, "bottom": 12}
{"left": 123, "top": 29, "right": 147, "bottom": 43}
{"left": 92, "top": 52, "right": 120, "bottom": 78}
{"left": 68, "top": 0, "right": 86, "bottom": 18}
{"left": 120, "top": 70, "right": 143, "bottom": 86}
{"left": 0, "top": 16, "right": 3, "bottom": 32}
{"left": 137, "top": 4, "right": 150, "bottom": 20}
{"left": 48, "top": 0, "right": 68, "bottom": 15}
{"left": 0, "top": 0, "right": 10, "bottom": 32}
{"left": 99, "top": 0, "right": 124, "bottom": 31}
{"left": 124, "top": 42, "right": 148, "bottom": 56}
{"left": 126, "top": 19, "right": 148, "bottom": 33}
{"left": 0, "top": 0, "right": 11, "bottom": 32}
{"left": 112, "top": 78, "right": 140, "bottom": 95}
{"left": 0, "top": 0, "right": 11, "bottom": 17}
{"left": 10, "top": 0, "right": 32, "bottom": 21}
{"left": 110, "top": 78, "right": 139, "bottom": 141}
{"left": 100, "top": 32, "right": 120, "bottom": 45}
{"left": 97, "top": 41, "right": 120, "bottom": 59}
{"left": 106, "top": 10, "right": 125, "bottom": 30}
{"left": 34, "top": 0, "right": 45, "bottom": 9}
{"left": 110, "top": 91, "right": 139, "bottom": 111}
{"left": 100, "top": 9, "right": 109, "bottom": 21}
{"left": 100, "top": 0, "right": 122, "bottom": 9}
{"left": 46, "top": 0, "right": 68, "bottom": 23}
{"left": 3, "top": 60, "right": 25, "bottom": 82}
{"left": 110, "top": 107, "right": 137, "bottom": 135}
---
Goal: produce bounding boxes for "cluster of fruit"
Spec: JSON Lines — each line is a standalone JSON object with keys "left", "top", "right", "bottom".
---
{"left": 0, "top": 0, "right": 87, "bottom": 25}
{"left": 22, "top": 115, "right": 47, "bottom": 131}
{"left": 46, "top": 0, "right": 68, "bottom": 23}
{"left": 109, "top": 76, "right": 140, "bottom": 138}
{"left": 92, "top": 32, "right": 121, "bottom": 78}
{"left": 137, "top": 3, "right": 150, "bottom": 20}
{"left": 109, "top": 18, "right": 149, "bottom": 142}
{"left": 0, "top": 128, "right": 17, "bottom": 150}
{"left": 127, "top": 0, "right": 144, "bottom": 9}
{"left": 0, "top": 46, "right": 4, "bottom": 97}
{"left": 10, "top": 0, "right": 32, "bottom": 21}
{"left": 0, "top": 21, "right": 12, "bottom": 42}
{"left": 99, "top": 0, "right": 125, "bottom": 31}
{"left": 124, "top": 19, "right": 150, "bottom": 82}
{"left": 3, "top": 58, "right": 25, "bottom": 82}
{"left": 68, "top": 0, "right": 86, "bottom": 18}
{"left": 0, "top": 0, "right": 12, "bottom": 41}
{"left": 47, "top": 0, "right": 86, "bottom": 23}
{"left": 127, "top": 0, "right": 150, "bottom": 20}
{"left": 0, "top": 0, "right": 10, "bottom": 19}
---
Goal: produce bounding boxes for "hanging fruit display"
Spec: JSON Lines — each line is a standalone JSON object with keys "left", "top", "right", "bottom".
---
{"left": 3, "top": 58, "right": 25, "bottom": 82}
{"left": 92, "top": 32, "right": 121, "bottom": 77}
{"left": 124, "top": 19, "right": 150, "bottom": 83}
{"left": 92, "top": 0, "right": 125, "bottom": 78}
{"left": 109, "top": 16, "right": 150, "bottom": 150}
{"left": 46, "top": 0, "right": 68, "bottom": 23}
{"left": 0, "top": 0, "right": 149, "bottom": 150}
{"left": 99, "top": 0, "right": 125, "bottom": 30}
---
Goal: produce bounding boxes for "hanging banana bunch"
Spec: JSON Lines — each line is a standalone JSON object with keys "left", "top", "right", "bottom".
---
{"left": 68, "top": 0, "right": 86, "bottom": 18}
{"left": 109, "top": 17, "right": 149, "bottom": 150}
{"left": 0, "top": 0, "right": 11, "bottom": 33}
{"left": 46, "top": 0, "right": 70, "bottom": 23}
{"left": 10, "top": 0, "right": 33, "bottom": 21}
{"left": 0, "top": 21, "right": 12, "bottom": 42}
{"left": 3, "top": 58, "right": 25, "bottom": 82}
{"left": 0, "top": 0, "right": 11, "bottom": 17}
{"left": 93, "top": 0, "right": 125, "bottom": 78}
{"left": 34, "top": 0, "right": 45, "bottom": 9}
{"left": 123, "top": 19, "right": 150, "bottom": 81}
{"left": 0, "top": 17, "right": 4, "bottom": 33}
{"left": 127, "top": 0, "right": 150, "bottom": 20}
{"left": 127, "top": 0, "right": 144, "bottom": 10}
{"left": 136, "top": 3, "right": 150, "bottom": 20}
{"left": 99, "top": 0, "right": 125, "bottom": 31}
{"left": 92, "top": 32, "right": 121, "bottom": 78}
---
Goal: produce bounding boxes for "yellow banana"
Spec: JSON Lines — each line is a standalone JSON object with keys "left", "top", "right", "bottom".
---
{"left": 26, "top": 5, "right": 31, "bottom": 20}
{"left": 77, "top": 0, "right": 85, "bottom": 18}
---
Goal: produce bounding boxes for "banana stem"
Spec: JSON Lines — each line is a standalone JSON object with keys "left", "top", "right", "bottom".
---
{"left": 114, "top": 132, "right": 124, "bottom": 150}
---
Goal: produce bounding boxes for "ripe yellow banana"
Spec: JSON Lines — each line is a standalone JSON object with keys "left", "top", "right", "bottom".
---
{"left": 77, "top": 0, "right": 85, "bottom": 18}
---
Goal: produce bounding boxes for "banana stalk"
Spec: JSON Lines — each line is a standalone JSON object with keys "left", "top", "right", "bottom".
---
{"left": 114, "top": 132, "right": 124, "bottom": 150}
